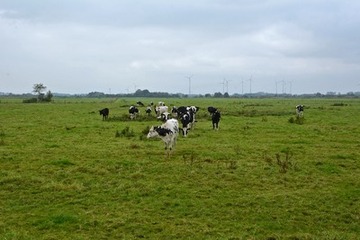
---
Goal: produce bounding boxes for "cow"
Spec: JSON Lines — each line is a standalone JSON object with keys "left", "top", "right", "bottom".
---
{"left": 159, "top": 112, "right": 171, "bottom": 122}
{"left": 147, "top": 118, "right": 179, "bottom": 154}
{"left": 136, "top": 101, "right": 145, "bottom": 106}
{"left": 174, "top": 106, "right": 188, "bottom": 117}
{"left": 129, "top": 106, "right": 139, "bottom": 119}
{"left": 154, "top": 105, "right": 169, "bottom": 117}
{"left": 171, "top": 107, "right": 179, "bottom": 118}
{"left": 99, "top": 108, "right": 109, "bottom": 120}
{"left": 208, "top": 106, "right": 218, "bottom": 115}
{"left": 187, "top": 106, "right": 199, "bottom": 126}
{"left": 180, "top": 112, "right": 191, "bottom": 137}
{"left": 296, "top": 105, "right": 304, "bottom": 117}
{"left": 145, "top": 106, "right": 152, "bottom": 116}
{"left": 212, "top": 110, "right": 221, "bottom": 130}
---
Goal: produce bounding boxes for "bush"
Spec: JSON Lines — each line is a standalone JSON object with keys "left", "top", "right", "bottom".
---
{"left": 23, "top": 98, "right": 38, "bottom": 103}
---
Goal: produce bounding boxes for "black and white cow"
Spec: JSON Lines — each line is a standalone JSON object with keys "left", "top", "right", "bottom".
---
{"left": 154, "top": 105, "right": 169, "bottom": 117}
{"left": 99, "top": 108, "right": 109, "bottom": 120}
{"left": 296, "top": 105, "right": 304, "bottom": 117}
{"left": 180, "top": 112, "right": 192, "bottom": 137}
{"left": 145, "top": 106, "right": 152, "bottom": 116}
{"left": 129, "top": 106, "right": 139, "bottom": 119}
{"left": 171, "top": 107, "right": 179, "bottom": 118}
{"left": 147, "top": 118, "right": 179, "bottom": 153}
{"left": 212, "top": 110, "right": 221, "bottom": 130}
{"left": 175, "top": 106, "right": 188, "bottom": 117}
{"left": 159, "top": 112, "right": 171, "bottom": 122}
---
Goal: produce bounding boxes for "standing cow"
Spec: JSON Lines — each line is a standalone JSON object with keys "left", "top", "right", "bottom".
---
{"left": 212, "top": 110, "right": 221, "bottom": 130}
{"left": 129, "top": 106, "right": 139, "bottom": 119}
{"left": 99, "top": 108, "right": 109, "bottom": 120}
{"left": 296, "top": 105, "right": 304, "bottom": 117}
{"left": 147, "top": 118, "right": 179, "bottom": 155}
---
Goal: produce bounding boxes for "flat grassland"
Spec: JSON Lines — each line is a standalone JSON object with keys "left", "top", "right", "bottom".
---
{"left": 0, "top": 97, "right": 359, "bottom": 239}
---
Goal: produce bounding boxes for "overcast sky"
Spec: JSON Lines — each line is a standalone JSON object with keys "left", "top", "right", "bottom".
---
{"left": 1, "top": 0, "right": 360, "bottom": 94}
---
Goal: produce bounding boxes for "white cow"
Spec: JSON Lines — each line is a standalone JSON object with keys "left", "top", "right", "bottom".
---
{"left": 147, "top": 118, "right": 179, "bottom": 153}
{"left": 154, "top": 105, "right": 169, "bottom": 117}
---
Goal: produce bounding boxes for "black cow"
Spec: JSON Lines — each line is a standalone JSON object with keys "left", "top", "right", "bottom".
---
{"left": 212, "top": 110, "right": 221, "bottom": 130}
{"left": 208, "top": 106, "right": 218, "bottom": 115}
{"left": 129, "top": 106, "right": 139, "bottom": 119}
{"left": 99, "top": 108, "right": 109, "bottom": 120}
{"left": 137, "top": 101, "right": 145, "bottom": 106}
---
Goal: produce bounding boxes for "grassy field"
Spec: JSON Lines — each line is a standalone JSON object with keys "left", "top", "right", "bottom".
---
{"left": 0, "top": 97, "right": 359, "bottom": 239}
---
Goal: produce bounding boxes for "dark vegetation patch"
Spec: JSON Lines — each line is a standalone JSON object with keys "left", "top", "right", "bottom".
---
{"left": 50, "top": 159, "right": 75, "bottom": 167}
{"left": 331, "top": 103, "right": 348, "bottom": 106}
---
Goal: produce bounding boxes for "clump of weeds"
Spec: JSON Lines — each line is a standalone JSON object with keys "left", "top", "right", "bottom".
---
{"left": 115, "top": 126, "right": 135, "bottom": 138}
{"left": 276, "top": 149, "right": 297, "bottom": 173}
{"left": 288, "top": 116, "right": 304, "bottom": 125}
{"left": 263, "top": 149, "right": 298, "bottom": 173}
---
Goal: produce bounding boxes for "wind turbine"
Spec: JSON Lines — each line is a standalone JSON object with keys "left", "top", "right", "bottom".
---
{"left": 288, "top": 80, "right": 293, "bottom": 95}
{"left": 219, "top": 79, "right": 226, "bottom": 94}
{"left": 248, "top": 75, "right": 253, "bottom": 94}
{"left": 185, "top": 75, "right": 193, "bottom": 95}
{"left": 241, "top": 77, "right": 244, "bottom": 94}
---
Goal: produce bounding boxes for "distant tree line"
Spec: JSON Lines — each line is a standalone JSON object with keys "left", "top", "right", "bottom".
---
{"left": 1, "top": 88, "right": 360, "bottom": 99}
{"left": 83, "top": 89, "right": 360, "bottom": 99}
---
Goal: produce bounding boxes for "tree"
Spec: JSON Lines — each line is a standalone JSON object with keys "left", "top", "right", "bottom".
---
{"left": 33, "top": 83, "right": 46, "bottom": 95}
{"left": 44, "top": 90, "right": 53, "bottom": 102}
{"left": 33, "top": 83, "right": 47, "bottom": 102}
{"left": 214, "top": 92, "right": 223, "bottom": 98}
{"left": 32, "top": 83, "right": 53, "bottom": 102}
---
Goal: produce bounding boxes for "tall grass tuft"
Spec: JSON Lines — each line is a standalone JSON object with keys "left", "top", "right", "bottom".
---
{"left": 115, "top": 126, "right": 135, "bottom": 138}
{"left": 288, "top": 116, "right": 304, "bottom": 125}
{"left": 0, "top": 130, "right": 5, "bottom": 146}
{"left": 276, "top": 148, "right": 297, "bottom": 173}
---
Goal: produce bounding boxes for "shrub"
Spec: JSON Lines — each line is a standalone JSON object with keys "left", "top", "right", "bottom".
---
{"left": 23, "top": 98, "right": 38, "bottom": 103}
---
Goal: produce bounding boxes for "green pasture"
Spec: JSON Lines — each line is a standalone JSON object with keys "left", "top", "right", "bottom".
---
{"left": 0, "top": 97, "right": 359, "bottom": 239}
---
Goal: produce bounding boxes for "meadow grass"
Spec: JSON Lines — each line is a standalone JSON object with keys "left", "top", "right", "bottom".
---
{"left": 0, "top": 97, "right": 359, "bottom": 239}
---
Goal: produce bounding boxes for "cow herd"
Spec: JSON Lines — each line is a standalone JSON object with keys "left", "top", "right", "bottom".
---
{"left": 99, "top": 102, "right": 304, "bottom": 154}
{"left": 99, "top": 101, "right": 222, "bottom": 154}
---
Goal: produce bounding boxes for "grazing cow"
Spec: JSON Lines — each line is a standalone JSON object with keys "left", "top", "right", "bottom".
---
{"left": 137, "top": 101, "right": 144, "bottom": 106}
{"left": 147, "top": 118, "right": 179, "bottom": 153}
{"left": 145, "top": 106, "right": 152, "bottom": 116}
{"left": 99, "top": 108, "right": 109, "bottom": 120}
{"left": 296, "top": 105, "right": 304, "bottom": 117}
{"left": 208, "top": 106, "right": 218, "bottom": 115}
{"left": 212, "top": 110, "right": 221, "bottom": 130}
{"left": 129, "top": 106, "right": 139, "bottom": 119}
{"left": 154, "top": 105, "right": 169, "bottom": 117}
